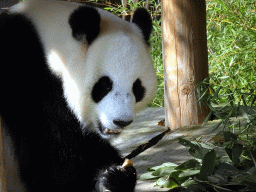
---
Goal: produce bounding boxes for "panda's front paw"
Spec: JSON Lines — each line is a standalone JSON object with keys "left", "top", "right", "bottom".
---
{"left": 98, "top": 160, "right": 136, "bottom": 192}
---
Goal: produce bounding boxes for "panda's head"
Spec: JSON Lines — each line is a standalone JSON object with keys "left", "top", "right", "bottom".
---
{"left": 65, "top": 6, "right": 157, "bottom": 138}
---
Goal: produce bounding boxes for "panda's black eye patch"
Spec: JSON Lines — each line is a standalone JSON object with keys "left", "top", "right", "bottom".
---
{"left": 133, "top": 78, "right": 145, "bottom": 103}
{"left": 92, "top": 76, "right": 113, "bottom": 103}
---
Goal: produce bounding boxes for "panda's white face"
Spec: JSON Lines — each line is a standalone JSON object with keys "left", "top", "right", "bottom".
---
{"left": 93, "top": 76, "right": 136, "bottom": 137}
{"left": 86, "top": 32, "right": 156, "bottom": 138}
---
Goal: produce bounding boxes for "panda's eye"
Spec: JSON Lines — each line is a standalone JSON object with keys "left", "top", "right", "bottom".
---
{"left": 133, "top": 78, "right": 145, "bottom": 103}
{"left": 91, "top": 76, "right": 113, "bottom": 103}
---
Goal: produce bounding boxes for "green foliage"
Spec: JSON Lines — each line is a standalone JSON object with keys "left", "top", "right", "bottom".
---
{"left": 150, "top": 17, "right": 164, "bottom": 107}
{"left": 139, "top": 132, "right": 256, "bottom": 191}
{"left": 207, "top": 0, "right": 256, "bottom": 106}
{"left": 197, "top": 76, "right": 256, "bottom": 136}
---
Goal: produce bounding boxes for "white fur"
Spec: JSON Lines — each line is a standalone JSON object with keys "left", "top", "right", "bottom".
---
{"left": 89, "top": 33, "right": 156, "bottom": 136}
{"left": 10, "top": 0, "right": 157, "bottom": 137}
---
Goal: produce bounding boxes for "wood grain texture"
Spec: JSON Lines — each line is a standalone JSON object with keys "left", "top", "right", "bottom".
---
{"left": 162, "top": 0, "right": 209, "bottom": 130}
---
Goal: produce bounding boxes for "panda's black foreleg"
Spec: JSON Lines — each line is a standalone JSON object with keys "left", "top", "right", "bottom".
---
{"left": 96, "top": 163, "right": 136, "bottom": 192}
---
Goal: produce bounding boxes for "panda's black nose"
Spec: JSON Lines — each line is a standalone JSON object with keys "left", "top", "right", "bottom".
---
{"left": 113, "top": 120, "right": 133, "bottom": 128}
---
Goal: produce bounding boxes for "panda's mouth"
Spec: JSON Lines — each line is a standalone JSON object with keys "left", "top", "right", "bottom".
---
{"left": 105, "top": 128, "right": 122, "bottom": 134}
{"left": 98, "top": 122, "right": 122, "bottom": 136}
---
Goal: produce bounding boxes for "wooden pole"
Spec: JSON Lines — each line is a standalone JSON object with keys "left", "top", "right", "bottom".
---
{"left": 162, "top": 0, "right": 209, "bottom": 130}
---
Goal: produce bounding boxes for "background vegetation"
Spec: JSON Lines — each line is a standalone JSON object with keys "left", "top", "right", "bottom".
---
{"left": 206, "top": 0, "right": 256, "bottom": 107}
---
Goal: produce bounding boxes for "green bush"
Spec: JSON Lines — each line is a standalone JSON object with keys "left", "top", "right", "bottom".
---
{"left": 140, "top": 133, "right": 256, "bottom": 191}
{"left": 207, "top": 0, "right": 256, "bottom": 106}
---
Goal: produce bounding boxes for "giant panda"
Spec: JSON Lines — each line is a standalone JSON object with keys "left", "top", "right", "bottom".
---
{"left": 0, "top": 0, "right": 157, "bottom": 191}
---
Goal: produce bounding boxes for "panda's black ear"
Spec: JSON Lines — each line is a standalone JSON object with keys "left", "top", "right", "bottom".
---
{"left": 69, "top": 6, "right": 100, "bottom": 45}
{"left": 132, "top": 8, "right": 152, "bottom": 45}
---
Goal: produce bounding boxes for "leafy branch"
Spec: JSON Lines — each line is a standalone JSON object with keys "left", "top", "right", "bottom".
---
{"left": 139, "top": 133, "right": 256, "bottom": 191}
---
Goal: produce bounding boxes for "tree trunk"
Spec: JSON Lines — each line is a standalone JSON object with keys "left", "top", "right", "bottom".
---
{"left": 162, "top": 0, "right": 209, "bottom": 130}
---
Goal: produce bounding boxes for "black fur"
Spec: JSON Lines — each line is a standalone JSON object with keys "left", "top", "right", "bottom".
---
{"left": 91, "top": 76, "right": 113, "bottom": 103}
{"left": 132, "top": 8, "right": 152, "bottom": 45}
{"left": 69, "top": 6, "right": 101, "bottom": 44}
{"left": 0, "top": 12, "right": 136, "bottom": 192}
{"left": 92, "top": 76, "right": 145, "bottom": 104}
{"left": 132, "top": 78, "right": 145, "bottom": 103}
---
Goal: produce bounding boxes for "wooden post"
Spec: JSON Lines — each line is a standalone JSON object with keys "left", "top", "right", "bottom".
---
{"left": 162, "top": 0, "right": 209, "bottom": 130}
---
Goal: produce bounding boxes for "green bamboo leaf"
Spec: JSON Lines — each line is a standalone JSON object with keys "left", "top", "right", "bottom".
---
{"left": 229, "top": 57, "right": 234, "bottom": 66}
{"left": 156, "top": 176, "right": 179, "bottom": 188}
{"left": 241, "top": 95, "right": 247, "bottom": 106}
{"left": 199, "top": 150, "right": 216, "bottom": 181}
{"left": 181, "top": 178, "right": 196, "bottom": 187}
{"left": 179, "top": 169, "right": 200, "bottom": 177}
{"left": 150, "top": 162, "right": 178, "bottom": 171}
{"left": 213, "top": 87, "right": 222, "bottom": 100}
{"left": 175, "top": 159, "right": 201, "bottom": 170}
{"left": 139, "top": 172, "right": 159, "bottom": 180}
{"left": 178, "top": 138, "right": 195, "bottom": 148}
{"left": 197, "top": 88, "right": 208, "bottom": 102}
{"left": 232, "top": 143, "right": 243, "bottom": 165}
{"left": 203, "top": 110, "right": 213, "bottom": 125}
{"left": 188, "top": 145, "right": 209, "bottom": 160}
{"left": 152, "top": 167, "right": 176, "bottom": 177}
{"left": 219, "top": 76, "right": 229, "bottom": 79}
{"left": 251, "top": 95, "right": 256, "bottom": 107}
{"left": 211, "top": 120, "right": 223, "bottom": 133}
{"left": 179, "top": 139, "right": 210, "bottom": 159}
